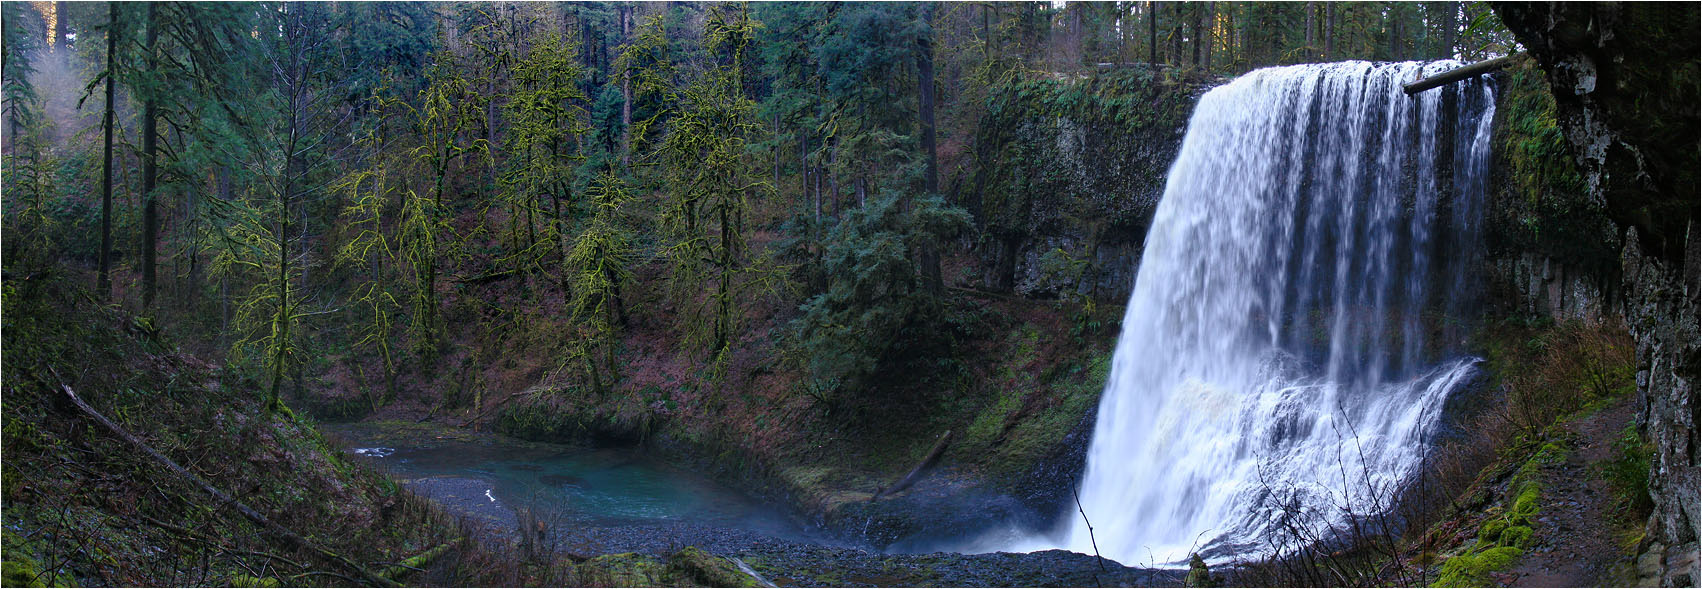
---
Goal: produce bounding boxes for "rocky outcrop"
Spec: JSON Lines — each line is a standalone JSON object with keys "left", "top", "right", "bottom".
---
{"left": 1493, "top": 3, "right": 1700, "bottom": 586}
{"left": 1621, "top": 227, "right": 1700, "bottom": 588}
{"left": 961, "top": 68, "right": 1210, "bottom": 301}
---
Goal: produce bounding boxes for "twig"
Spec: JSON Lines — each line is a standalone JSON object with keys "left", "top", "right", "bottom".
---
{"left": 140, "top": 514, "right": 308, "bottom": 571}
{"left": 290, "top": 570, "right": 364, "bottom": 585}
{"left": 1072, "top": 485, "right": 1108, "bottom": 572}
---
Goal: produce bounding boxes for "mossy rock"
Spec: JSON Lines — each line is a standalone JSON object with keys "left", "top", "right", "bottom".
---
{"left": 1499, "top": 525, "right": 1534, "bottom": 549}
{"left": 665, "top": 546, "right": 759, "bottom": 588}
{"left": 1433, "top": 546, "right": 1524, "bottom": 587}
{"left": 1511, "top": 484, "right": 1541, "bottom": 520}
{"left": 1532, "top": 442, "right": 1567, "bottom": 466}
{"left": 1478, "top": 519, "right": 1510, "bottom": 544}
{"left": 577, "top": 553, "right": 668, "bottom": 586}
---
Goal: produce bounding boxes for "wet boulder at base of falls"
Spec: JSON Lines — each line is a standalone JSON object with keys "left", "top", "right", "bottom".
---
{"left": 1493, "top": 3, "right": 1700, "bottom": 586}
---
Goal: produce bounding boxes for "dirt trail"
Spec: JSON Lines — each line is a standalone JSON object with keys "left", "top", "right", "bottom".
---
{"left": 1505, "top": 398, "right": 1640, "bottom": 587}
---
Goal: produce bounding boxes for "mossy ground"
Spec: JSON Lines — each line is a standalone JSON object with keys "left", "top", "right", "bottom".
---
{"left": 0, "top": 270, "right": 479, "bottom": 586}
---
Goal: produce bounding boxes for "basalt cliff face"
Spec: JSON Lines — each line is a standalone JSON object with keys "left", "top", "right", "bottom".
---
{"left": 1495, "top": 3, "right": 1700, "bottom": 585}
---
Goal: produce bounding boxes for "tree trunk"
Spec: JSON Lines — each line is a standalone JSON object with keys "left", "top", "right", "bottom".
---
{"left": 1325, "top": 3, "right": 1335, "bottom": 60}
{"left": 98, "top": 3, "right": 116, "bottom": 300}
{"left": 1148, "top": 1, "right": 1157, "bottom": 65}
{"left": 1169, "top": 2, "right": 1184, "bottom": 65}
{"left": 619, "top": 4, "right": 632, "bottom": 169}
{"left": 1401, "top": 54, "right": 1515, "bottom": 95}
{"left": 53, "top": 2, "right": 66, "bottom": 52}
{"left": 1388, "top": 6, "right": 1402, "bottom": 60}
{"left": 803, "top": 132, "right": 817, "bottom": 224}
{"left": 917, "top": 3, "right": 942, "bottom": 293}
{"left": 827, "top": 138, "right": 840, "bottom": 217}
{"left": 141, "top": 3, "right": 159, "bottom": 310}
{"left": 917, "top": 6, "right": 937, "bottom": 196}
{"left": 1190, "top": 2, "right": 1202, "bottom": 68}
{"left": 1201, "top": 2, "right": 1212, "bottom": 71}
{"left": 1305, "top": 2, "right": 1316, "bottom": 59}
{"left": 1441, "top": 1, "right": 1458, "bottom": 59}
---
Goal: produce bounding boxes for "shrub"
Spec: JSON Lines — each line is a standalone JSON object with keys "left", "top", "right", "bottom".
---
{"left": 1600, "top": 424, "right": 1655, "bottom": 518}
{"left": 790, "top": 192, "right": 970, "bottom": 399}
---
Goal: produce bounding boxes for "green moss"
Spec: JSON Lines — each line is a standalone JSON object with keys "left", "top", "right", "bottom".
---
{"left": 2, "top": 559, "right": 45, "bottom": 588}
{"left": 230, "top": 574, "right": 280, "bottom": 588}
{"left": 1511, "top": 483, "right": 1542, "bottom": 521}
{"left": 1499, "top": 525, "right": 1534, "bottom": 549}
{"left": 1433, "top": 546, "right": 1524, "bottom": 587}
{"left": 1532, "top": 442, "right": 1567, "bottom": 466}
{"left": 960, "top": 324, "right": 1042, "bottom": 452}
{"left": 577, "top": 553, "right": 668, "bottom": 586}
{"left": 665, "top": 546, "right": 758, "bottom": 587}
{"left": 1478, "top": 519, "right": 1509, "bottom": 544}
{"left": 1491, "top": 58, "right": 1618, "bottom": 270}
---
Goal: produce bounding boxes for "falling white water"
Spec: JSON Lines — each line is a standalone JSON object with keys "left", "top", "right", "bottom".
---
{"left": 1011, "top": 61, "right": 1498, "bottom": 565}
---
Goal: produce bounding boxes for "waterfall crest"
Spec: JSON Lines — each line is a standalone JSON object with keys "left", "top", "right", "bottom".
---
{"left": 1037, "top": 61, "right": 1497, "bottom": 565}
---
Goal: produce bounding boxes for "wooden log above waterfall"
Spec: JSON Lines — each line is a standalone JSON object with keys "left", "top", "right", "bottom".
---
{"left": 1403, "top": 55, "right": 1519, "bottom": 95}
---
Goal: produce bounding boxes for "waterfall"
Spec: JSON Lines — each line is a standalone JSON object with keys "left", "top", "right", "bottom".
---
{"left": 1030, "top": 61, "right": 1498, "bottom": 565}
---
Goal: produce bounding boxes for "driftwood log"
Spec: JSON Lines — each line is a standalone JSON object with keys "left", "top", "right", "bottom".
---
{"left": 871, "top": 429, "right": 953, "bottom": 502}
{"left": 1403, "top": 55, "right": 1518, "bottom": 95}
{"left": 61, "top": 383, "right": 401, "bottom": 587}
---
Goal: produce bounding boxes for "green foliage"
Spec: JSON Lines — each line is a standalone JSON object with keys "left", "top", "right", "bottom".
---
{"left": 400, "top": 54, "right": 490, "bottom": 359}
{"left": 652, "top": 5, "right": 782, "bottom": 367}
{"left": 1, "top": 2, "right": 42, "bottom": 125}
{"left": 499, "top": 27, "right": 588, "bottom": 277}
{"left": 1600, "top": 424, "right": 1655, "bottom": 518}
{"left": 335, "top": 119, "right": 404, "bottom": 405}
{"left": 616, "top": 13, "right": 678, "bottom": 156}
{"left": 565, "top": 169, "right": 636, "bottom": 394}
{"left": 791, "top": 192, "right": 970, "bottom": 398}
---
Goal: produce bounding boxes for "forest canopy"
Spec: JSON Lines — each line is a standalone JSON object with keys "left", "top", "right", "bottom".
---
{"left": 0, "top": 1, "right": 1517, "bottom": 408}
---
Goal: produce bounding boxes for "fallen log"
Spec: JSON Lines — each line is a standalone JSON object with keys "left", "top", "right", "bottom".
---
{"left": 1403, "top": 55, "right": 1517, "bottom": 95}
{"left": 380, "top": 541, "right": 458, "bottom": 580}
{"left": 871, "top": 429, "right": 953, "bottom": 502}
{"left": 60, "top": 383, "right": 401, "bottom": 587}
